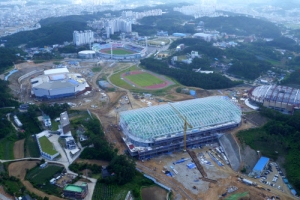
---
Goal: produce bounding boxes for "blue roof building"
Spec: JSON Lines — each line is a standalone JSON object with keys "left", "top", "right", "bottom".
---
{"left": 172, "top": 33, "right": 186, "bottom": 37}
{"left": 252, "top": 156, "right": 270, "bottom": 176}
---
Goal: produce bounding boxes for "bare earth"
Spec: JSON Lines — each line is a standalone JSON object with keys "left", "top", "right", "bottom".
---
{"left": 141, "top": 186, "right": 168, "bottom": 200}
{"left": 13, "top": 139, "right": 25, "bottom": 159}
{"left": 8, "top": 161, "right": 63, "bottom": 200}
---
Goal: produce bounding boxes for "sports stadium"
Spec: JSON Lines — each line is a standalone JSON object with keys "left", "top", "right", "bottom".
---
{"left": 92, "top": 43, "right": 146, "bottom": 60}
{"left": 119, "top": 96, "right": 242, "bottom": 159}
{"left": 249, "top": 85, "right": 300, "bottom": 113}
{"left": 31, "top": 68, "right": 91, "bottom": 99}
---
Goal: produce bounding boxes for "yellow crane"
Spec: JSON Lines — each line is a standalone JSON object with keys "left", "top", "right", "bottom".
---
{"left": 169, "top": 103, "right": 193, "bottom": 151}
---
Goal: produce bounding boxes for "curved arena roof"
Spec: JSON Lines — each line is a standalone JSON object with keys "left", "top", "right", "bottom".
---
{"left": 119, "top": 96, "right": 241, "bottom": 142}
{"left": 250, "top": 85, "right": 300, "bottom": 105}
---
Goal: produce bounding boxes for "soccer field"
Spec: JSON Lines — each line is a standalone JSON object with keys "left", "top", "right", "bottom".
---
{"left": 125, "top": 72, "right": 164, "bottom": 87}
{"left": 102, "top": 48, "right": 135, "bottom": 55}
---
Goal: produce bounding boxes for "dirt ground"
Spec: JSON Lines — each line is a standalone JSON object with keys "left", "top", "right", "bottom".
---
{"left": 13, "top": 139, "right": 25, "bottom": 159}
{"left": 0, "top": 186, "right": 14, "bottom": 200}
{"left": 8, "top": 161, "right": 63, "bottom": 200}
{"left": 138, "top": 149, "right": 295, "bottom": 200}
{"left": 141, "top": 186, "right": 168, "bottom": 200}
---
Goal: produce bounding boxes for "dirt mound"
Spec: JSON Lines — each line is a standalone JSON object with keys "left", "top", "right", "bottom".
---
{"left": 196, "top": 89, "right": 212, "bottom": 98}
{"left": 13, "top": 139, "right": 25, "bottom": 159}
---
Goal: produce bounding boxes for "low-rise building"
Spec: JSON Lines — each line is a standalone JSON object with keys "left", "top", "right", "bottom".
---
{"left": 63, "top": 183, "right": 88, "bottom": 199}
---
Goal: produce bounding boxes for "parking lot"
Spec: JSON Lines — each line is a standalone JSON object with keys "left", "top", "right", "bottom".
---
{"left": 258, "top": 162, "right": 291, "bottom": 195}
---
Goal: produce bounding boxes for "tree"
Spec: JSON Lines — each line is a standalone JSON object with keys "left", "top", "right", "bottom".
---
{"left": 106, "top": 155, "right": 136, "bottom": 185}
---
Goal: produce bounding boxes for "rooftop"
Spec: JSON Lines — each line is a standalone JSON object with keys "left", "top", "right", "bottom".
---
{"left": 38, "top": 136, "right": 58, "bottom": 155}
{"left": 64, "top": 185, "right": 83, "bottom": 192}
{"left": 120, "top": 96, "right": 241, "bottom": 141}
{"left": 251, "top": 85, "right": 300, "bottom": 105}
{"left": 253, "top": 156, "right": 270, "bottom": 172}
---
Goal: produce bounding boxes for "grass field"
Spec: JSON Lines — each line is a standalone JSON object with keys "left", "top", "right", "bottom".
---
{"left": 25, "top": 135, "right": 40, "bottom": 157}
{"left": 110, "top": 66, "right": 139, "bottom": 90}
{"left": 125, "top": 72, "right": 164, "bottom": 87}
{"left": 26, "top": 165, "right": 64, "bottom": 195}
{"left": 92, "top": 67, "right": 102, "bottom": 72}
{"left": 0, "top": 136, "right": 16, "bottom": 159}
{"left": 102, "top": 48, "right": 135, "bottom": 55}
{"left": 225, "top": 192, "right": 249, "bottom": 200}
{"left": 38, "top": 136, "right": 57, "bottom": 155}
{"left": 27, "top": 165, "right": 64, "bottom": 185}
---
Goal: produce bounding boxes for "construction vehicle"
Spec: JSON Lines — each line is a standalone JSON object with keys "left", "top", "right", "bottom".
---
{"left": 169, "top": 103, "right": 193, "bottom": 151}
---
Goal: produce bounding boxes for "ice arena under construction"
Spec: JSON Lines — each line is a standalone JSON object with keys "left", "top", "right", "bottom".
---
{"left": 31, "top": 68, "right": 91, "bottom": 99}
{"left": 119, "top": 96, "right": 242, "bottom": 159}
{"left": 249, "top": 85, "right": 300, "bottom": 113}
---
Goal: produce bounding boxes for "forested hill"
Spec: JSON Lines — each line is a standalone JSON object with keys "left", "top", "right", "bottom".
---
{"left": 238, "top": 108, "right": 300, "bottom": 193}
{"left": 141, "top": 58, "right": 242, "bottom": 89}
{"left": 196, "top": 16, "right": 281, "bottom": 38}
{"left": 282, "top": 70, "right": 300, "bottom": 86}
{"left": 3, "top": 21, "right": 88, "bottom": 48}
{"left": 133, "top": 11, "right": 193, "bottom": 36}
{"left": 0, "top": 47, "right": 24, "bottom": 73}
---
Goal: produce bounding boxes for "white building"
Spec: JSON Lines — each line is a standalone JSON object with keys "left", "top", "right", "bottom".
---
{"left": 31, "top": 68, "right": 90, "bottom": 99}
{"left": 73, "top": 30, "right": 94, "bottom": 46}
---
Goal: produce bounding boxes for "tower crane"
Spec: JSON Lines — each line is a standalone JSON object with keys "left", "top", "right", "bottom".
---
{"left": 169, "top": 103, "right": 193, "bottom": 151}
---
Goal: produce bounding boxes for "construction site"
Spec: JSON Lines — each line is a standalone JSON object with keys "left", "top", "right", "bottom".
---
{"left": 4, "top": 60, "right": 298, "bottom": 200}
{"left": 119, "top": 96, "right": 242, "bottom": 160}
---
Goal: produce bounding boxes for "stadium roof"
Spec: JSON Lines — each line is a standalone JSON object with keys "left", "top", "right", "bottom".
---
{"left": 119, "top": 96, "right": 241, "bottom": 141}
{"left": 44, "top": 68, "right": 69, "bottom": 75}
{"left": 250, "top": 85, "right": 300, "bottom": 105}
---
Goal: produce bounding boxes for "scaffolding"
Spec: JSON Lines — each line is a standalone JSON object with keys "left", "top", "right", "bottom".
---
{"left": 119, "top": 96, "right": 241, "bottom": 142}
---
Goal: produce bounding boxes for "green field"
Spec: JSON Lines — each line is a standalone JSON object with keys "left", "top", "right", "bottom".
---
{"left": 38, "top": 136, "right": 57, "bottom": 155}
{"left": 26, "top": 165, "right": 64, "bottom": 195}
{"left": 25, "top": 136, "right": 40, "bottom": 157}
{"left": 225, "top": 192, "right": 249, "bottom": 200}
{"left": 27, "top": 165, "right": 64, "bottom": 185}
{"left": 102, "top": 48, "right": 135, "bottom": 55}
{"left": 125, "top": 72, "right": 164, "bottom": 87}
{"left": 0, "top": 137, "right": 15, "bottom": 159}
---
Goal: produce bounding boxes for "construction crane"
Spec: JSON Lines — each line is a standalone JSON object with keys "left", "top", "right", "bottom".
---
{"left": 169, "top": 103, "right": 193, "bottom": 151}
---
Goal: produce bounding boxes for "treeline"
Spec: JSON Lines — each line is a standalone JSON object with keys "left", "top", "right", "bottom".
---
{"left": 265, "top": 37, "right": 300, "bottom": 52}
{"left": 0, "top": 47, "right": 24, "bottom": 73}
{"left": 134, "top": 11, "right": 193, "bottom": 36}
{"left": 238, "top": 108, "right": 300, "bottom": 193}
{"left": 2, "top": 21, "right": 88, "bottom": 48}
{"left": 39, "top": 103, "right": 70, "bottom": 119}
{"left": 169, "top": 38, "right": 273, "bottom": 80}
{"left": 0, "top": 80, "right": 19, "bottom": 108}
{"left": 73, "top": 115, "right": 136, "bottom": 185}
{"left": 281, "top": 70, "right": 300, "bottom": 85}
{"left": 226, "top": 47, "right": 272, "bottom": 80}
{"left": 141, "top": 58, "right": 242, "bottom": 89}
{"left": 196, "top": 16, "right": 281, "bottom": 38}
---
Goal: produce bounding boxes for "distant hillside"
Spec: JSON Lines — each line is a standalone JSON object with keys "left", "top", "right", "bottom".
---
{"left": 196, "top": 16, "right": 281, "bottom": 38}
{"left": 3, "top": 21, "right": 88, "bottom": 48}
{"left": 133, "top": 11, "right": 193, "bottom": 36}
{"left": 282, "top": 70, "right": 300, "bottom": 86}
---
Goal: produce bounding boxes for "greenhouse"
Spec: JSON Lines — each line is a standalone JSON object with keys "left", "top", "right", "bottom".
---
{"left": 119, "top": 96, "right": 242, "bottom": 158}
